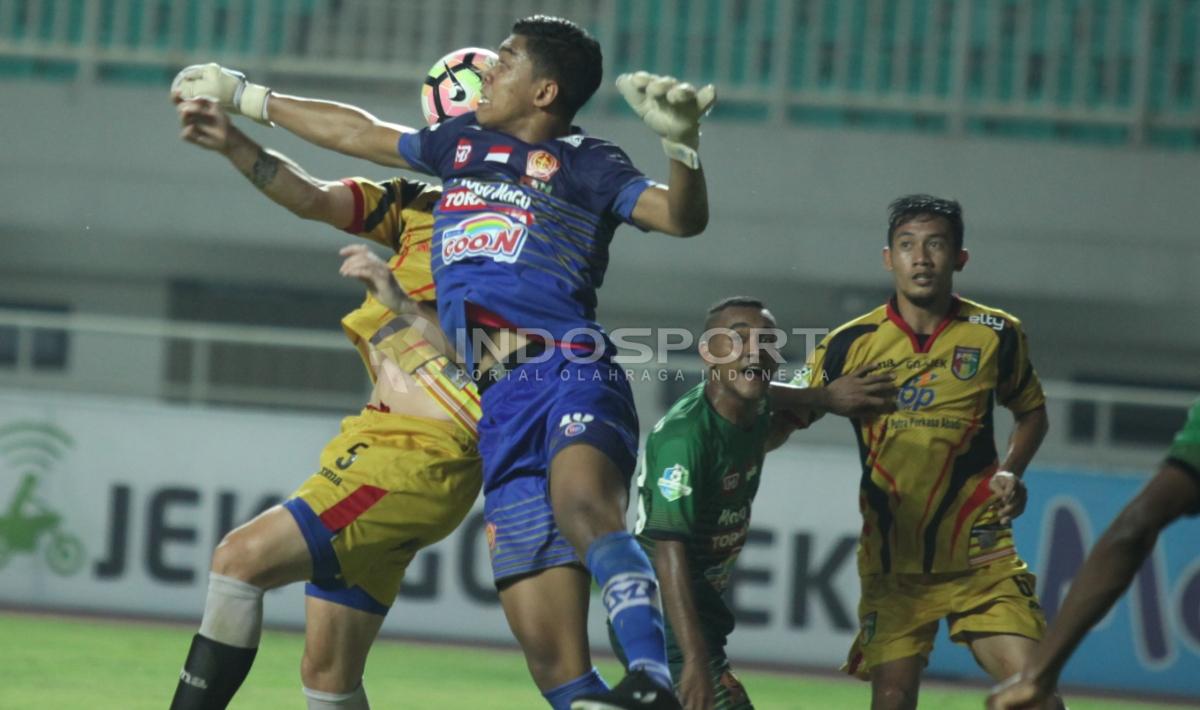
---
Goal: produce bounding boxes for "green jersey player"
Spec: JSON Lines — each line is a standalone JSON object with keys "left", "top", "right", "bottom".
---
{"left": 619, "top": 297, "right": 897, "bottom": 709}
{"left": 988, "top": 399, "right": 1200, "bottom": 709}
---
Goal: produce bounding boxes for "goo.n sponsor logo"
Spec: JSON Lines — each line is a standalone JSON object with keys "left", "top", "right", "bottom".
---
{"left": 441, "top": 212, "right": 531, "bottom": 265}
{"left": 0, "top": 421, "right": 85, "bottom": 575}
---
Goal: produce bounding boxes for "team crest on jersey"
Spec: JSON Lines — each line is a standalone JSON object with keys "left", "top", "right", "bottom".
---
{"left": 952, "top": 346, "right": 981, "bottom": 380}
{"left": 525, "top": 150, "right": 560, "bottom": 181}
{"left": 658, "top": 463, "right": 693, "bottom": 502}
{"left": 441, "top": 212, "right": 530, "bottom": 265}
{"left": 453, "top": 139, "right": 472, "bottom": 168}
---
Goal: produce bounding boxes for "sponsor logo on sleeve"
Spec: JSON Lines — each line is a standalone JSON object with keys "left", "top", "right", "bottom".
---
{"left": 657, "top": 463, "right": 693, "bottom": 502}
{"left": 721, "top": 471, "right": 741, "bottom": 494}
{"left": 968, "top": 313, "right": 1007, "bottom": 331}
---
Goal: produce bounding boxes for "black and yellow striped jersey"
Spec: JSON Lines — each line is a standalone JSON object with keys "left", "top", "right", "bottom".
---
{"left": 796, "top": 296, "right": 1045, "bottom": 575}
{"left": 338, "top": 177, "right": 481, "bottom": 436}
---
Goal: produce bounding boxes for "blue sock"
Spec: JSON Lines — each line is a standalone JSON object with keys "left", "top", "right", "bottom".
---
{"left": 586, "top": 531, "right": 673, "bottom": 691}
{"left": 542, "top": 668, "right": 608, "bottom": 710}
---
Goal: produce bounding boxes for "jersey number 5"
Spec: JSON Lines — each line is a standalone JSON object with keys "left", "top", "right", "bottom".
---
{"left": 336, "top": 442, "right": 370, "bottom": 470}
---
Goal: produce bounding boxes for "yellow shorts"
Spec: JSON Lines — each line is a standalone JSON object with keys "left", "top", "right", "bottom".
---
{"left": 283, "top": 408, "right": 481, "bottom": 612}
{"left": 844, "top": 561, "right": 1046, "bottom": 679}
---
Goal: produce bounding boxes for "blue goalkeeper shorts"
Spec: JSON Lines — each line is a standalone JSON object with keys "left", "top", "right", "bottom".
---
{"left": 477, "top": 349, "right": 638, "bottom": 584}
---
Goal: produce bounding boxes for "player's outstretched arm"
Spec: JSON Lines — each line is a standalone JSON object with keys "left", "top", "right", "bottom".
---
{"left": 171, "top": 62, "right": 415, "bottom": 169}
{"left": 267, "top": 93, "right": 415, "bottom": 169}
{"left": 653, "top": 541, "right": 714, "bottom": 710}
{"left": 987, "top": 461, "right": 1200, "bottom": 710}
{"left": 176, "top": 97, "right": 355, "bottom": 228}
{"left": 770, "top": 366, "right": 898, "bottom": 420}
{"left": 620, "top": 71, "right": 715, "bottom": 237}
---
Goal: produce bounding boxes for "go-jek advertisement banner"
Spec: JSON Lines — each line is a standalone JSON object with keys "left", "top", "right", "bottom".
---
{"left": 0, "top": 391, "right": 1196, "bottom": 699}
{"left": 0, "top": 391, "right": 864, "bottom": 666}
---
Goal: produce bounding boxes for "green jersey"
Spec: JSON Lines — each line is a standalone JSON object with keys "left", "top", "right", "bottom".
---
{"left": 635, "top": 382, "right": 771, "bottom": 643}
{"left": 1168, "top": 399, "right": 1200, "bottom": 515}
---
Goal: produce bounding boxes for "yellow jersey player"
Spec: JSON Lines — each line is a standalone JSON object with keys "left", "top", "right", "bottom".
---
{"left": 166, "top": 94, "right": 482, "bottom": 709}
{"left": 794, "top": 195, "right": 1061, "bottom": 710}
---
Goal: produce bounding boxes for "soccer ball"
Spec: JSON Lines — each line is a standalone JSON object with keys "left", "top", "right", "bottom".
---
{"left": 421, "top": 47, "right": 496, "bottom": 125}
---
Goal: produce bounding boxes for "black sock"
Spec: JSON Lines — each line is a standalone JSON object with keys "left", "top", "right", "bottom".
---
{"left": 169, "top": 634, "right": 259, "bottom": 710}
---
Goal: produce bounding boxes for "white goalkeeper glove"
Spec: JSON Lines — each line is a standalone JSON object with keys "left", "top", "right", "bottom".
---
{"left": 171, "top": 62, "right": 272, "bottom": 125}
{"left": 616, "top": 71, "right": 716, "bottom": 169}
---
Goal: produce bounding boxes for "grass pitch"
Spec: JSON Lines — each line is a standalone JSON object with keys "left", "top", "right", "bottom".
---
{"left": 0, "top": 611, "right": 1185, "bottom": 709}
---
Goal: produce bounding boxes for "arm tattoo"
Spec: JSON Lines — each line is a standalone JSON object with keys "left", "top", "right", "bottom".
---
{"left": 249, "top": 149, "right": 280, "bottom": 189}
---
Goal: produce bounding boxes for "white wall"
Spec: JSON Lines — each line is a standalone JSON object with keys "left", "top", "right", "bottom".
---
{"left": 2, "top": 79, "right": 1198, "bottom": 378}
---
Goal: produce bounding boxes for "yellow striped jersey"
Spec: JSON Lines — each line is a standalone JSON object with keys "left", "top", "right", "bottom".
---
{"left": 338, "top": 177, "right": 481, "bottom": 436}
{"left": 796, "top": 296, "right": 1045, "bottom": 575}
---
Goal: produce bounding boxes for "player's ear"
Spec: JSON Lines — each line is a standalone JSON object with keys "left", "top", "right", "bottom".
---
{"left": 533, "top": 78, "right": 559, "bottom": 110}
{"left": 882, "top": 246, "right": 894, "bottom": 272}
{"left": 955, "top": 248, "right": 969, "bottom": 272}
{"left": 698, "top": 337, "right": 715, "bottom": 366}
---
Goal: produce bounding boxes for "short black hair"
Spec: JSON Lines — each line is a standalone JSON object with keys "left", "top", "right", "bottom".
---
{"left": 512, "top": 15, "right": 602, "bottom": 119}
{"left": 887, "top": 194, "right": 964, "bottom": 251}
{"left": 704, "top": 296, "right": 768, "bottom": 331}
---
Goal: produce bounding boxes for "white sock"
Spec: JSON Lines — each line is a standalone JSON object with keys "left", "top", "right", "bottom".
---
{"left": 303, "top": 683, "right": 370, "bottom": 709}
{"left": 197, "top": 572, "right": 265, "bottom": 649}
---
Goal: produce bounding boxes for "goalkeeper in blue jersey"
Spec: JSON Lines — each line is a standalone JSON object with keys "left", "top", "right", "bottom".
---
{"left": 988, "top": 400, "right": 1200, "bottom": 709}
{"left": 174, "top": 14, "right": 716, "bottom": 710}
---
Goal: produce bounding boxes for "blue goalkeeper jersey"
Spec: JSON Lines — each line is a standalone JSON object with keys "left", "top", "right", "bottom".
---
{"left": 397, "top": 113, "right": 654, "bottom": 370}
